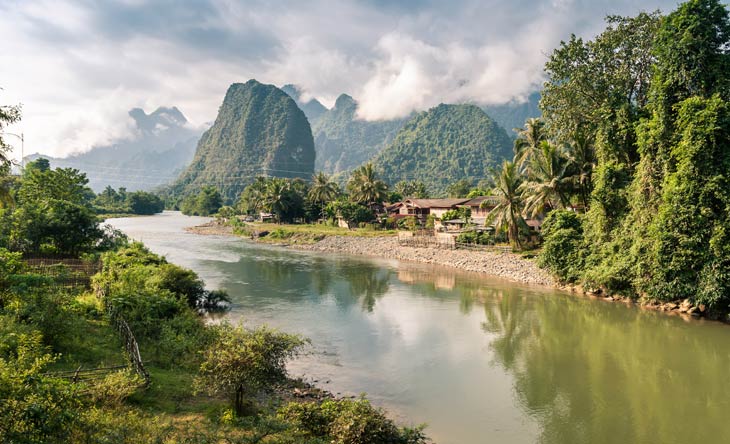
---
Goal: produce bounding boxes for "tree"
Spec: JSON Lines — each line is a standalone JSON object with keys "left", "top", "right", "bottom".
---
{"left": 520, "top": 141, "right": 572, "bottom": 218}
{"left": 394, "top": 180, "right": 429, "bottom": 198}
{"left": 308, "top": 172, "right": 340, "bottom": 219}
{"left": 237, "top": 177, "right": 267, "bottom": 215}
{"left": 0, "top": 98, "right": 21, "bottom": 167}
{"left": 195, "top": 324, "right": 306, "bottom": 416}
{"left": 513, "top": 118, "right": 547, "bottom": 170}
{"left": 9, "top": 164, "right": 101, "bottom": 256}
{"left": 347, "top": 163, "right": 388, "bottom": 205}
{"left": 486, "top": 161, "right": 528, "bottom": 249}
{"left": 445, "top": 178, "right": 473, "bottom": 198}
{"left": 309, "top": 172, "right": 339, "bottom": 204}
{"left": 181, "top": 186, "right": 223, "bottom": 216}
{"left": 262, "top": 178, "right": 297, "bottom": 223}
{"left": 325, "top": 199, "right": 373, "bottom": 229}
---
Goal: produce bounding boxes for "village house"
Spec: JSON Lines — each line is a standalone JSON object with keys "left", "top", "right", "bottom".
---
{"left": 397, "top": 198, "right": 471, "bottom": 220}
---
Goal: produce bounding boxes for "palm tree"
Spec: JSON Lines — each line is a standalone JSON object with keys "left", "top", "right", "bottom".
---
{"left": 565, "top": 131, "right": 595, "bottom": 211}
{"left": 309, "top": 172, "right": 339, "bottom": 206}
{"left": 347, "top": 163, "right": 388, "bottom": 206}
{"left": 520, "top": 141, "right": 572, "bottom": 219}
{"left": 486, "top": 160, "right": 528, "bottom": 249}
{"left": 262, "top": 178, "right": 294, "bottom": 223}
{"left": 513, "top": 118, "right": 547, "bottom": 172}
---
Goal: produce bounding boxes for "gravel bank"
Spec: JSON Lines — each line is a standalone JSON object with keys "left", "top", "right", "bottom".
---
{"left": 294, "top": 236, "right": 555, "bottom": 286}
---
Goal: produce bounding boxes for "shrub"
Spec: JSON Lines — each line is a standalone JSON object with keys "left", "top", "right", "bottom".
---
{"left": 279, "top": 397, "right": 428, "bottom": 444}
{"left": 538, "top": 210, "right": 585, "bottom": 283}
{"left": 194, "top": 324, "right": 307, "bottom": 416}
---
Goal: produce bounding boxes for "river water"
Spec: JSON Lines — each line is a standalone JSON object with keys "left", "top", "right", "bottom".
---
{"left": 109, "top": 211, "right": 730, "bottom": 444}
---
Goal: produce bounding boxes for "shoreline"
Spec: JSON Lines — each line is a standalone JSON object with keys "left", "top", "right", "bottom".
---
{"left": 186, "top": 221, "right": 554, "bottom": 287}
{"left": 186, "top": 220, "right": 724, "bottom": 323}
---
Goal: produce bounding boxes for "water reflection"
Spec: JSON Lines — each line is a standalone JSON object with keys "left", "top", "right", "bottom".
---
{"left": 482, "top": 292, "right": 730, "bottom": 444}
{"left": 111, "top": 213, "right": 730, "bottom": 444}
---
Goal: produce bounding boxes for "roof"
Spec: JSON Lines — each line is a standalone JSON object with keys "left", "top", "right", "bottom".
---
{"left": 403, "top": 198, "right": 470, "bottom": 209}
{"left": 462, "top": 196, "right": 500, "bottom": 207}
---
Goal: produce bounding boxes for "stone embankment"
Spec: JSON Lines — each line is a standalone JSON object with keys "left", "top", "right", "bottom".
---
{"left": 295, "top": 236, "right": 554, "bottom": 286}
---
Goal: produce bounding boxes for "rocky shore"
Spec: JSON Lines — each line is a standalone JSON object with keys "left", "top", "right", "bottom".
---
{"left": 294, "top": 235, "right": 554, "bottom": 286}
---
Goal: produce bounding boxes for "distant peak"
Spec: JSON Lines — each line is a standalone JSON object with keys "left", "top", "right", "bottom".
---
{"left": 128, "top": 105, "right": 188, "bottom": 131}
{"left": 281, "top": 84, "right": 301, "bottom": 100}
{"left": 334, "top": 94, "right": 355, "bottom": 110}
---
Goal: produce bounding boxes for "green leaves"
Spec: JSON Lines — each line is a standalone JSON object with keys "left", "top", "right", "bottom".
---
{"left": 195, "top": 323, "right": 306, "bottom": 416}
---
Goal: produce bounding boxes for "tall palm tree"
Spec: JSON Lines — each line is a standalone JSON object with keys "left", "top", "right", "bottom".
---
{"left": 308, "top": 172, "right": 339, "bottom": 206}
{"left": 565, "top": 131, "right": 595, "bottom": 211}
{"left": 262, "top": 178, "right": 294, "bottom": 223}
{"left": 520, "top": 141, "right": 572, "bottom": 218}
{"left": 347, "top": 163, "right": 388, "bottom": 205}
{"left": 486, "top": 160, "right": 528, "bottom": 249}
{"left": 513, "top": 118, "right": 547, "bottom": 172}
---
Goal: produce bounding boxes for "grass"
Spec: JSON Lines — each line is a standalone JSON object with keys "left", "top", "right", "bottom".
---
{"left": 237, "top": 222, "right": 397, "bottom": 245}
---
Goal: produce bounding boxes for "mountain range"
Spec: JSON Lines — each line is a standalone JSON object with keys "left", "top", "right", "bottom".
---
{"left": 28, "top": 106, "right": 201, "bottom": 192}
{"left": 33, "top": 82, "right": 541, "bottom": 197}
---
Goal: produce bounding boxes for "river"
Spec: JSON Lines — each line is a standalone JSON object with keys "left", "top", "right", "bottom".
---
{"left": 109, "top": 211, "right": 730, "bottom": 444}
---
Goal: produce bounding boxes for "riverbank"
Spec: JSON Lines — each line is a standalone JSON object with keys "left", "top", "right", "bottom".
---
{"left": 187, "top": 221, "right": 554, "bottom": 287}
{"left": 186, "top": 220, "right": 727, "bottom": 321}
{"left": 295, "top": 235, "right": 554, "bottom": 286}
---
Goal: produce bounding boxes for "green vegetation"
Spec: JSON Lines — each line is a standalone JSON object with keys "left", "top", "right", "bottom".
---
{"left": 94, "top": 185, "right": 164, "bottom": 215}
{"left": 373, "top": 104, "right": 512, "bottom": 195}
{"left": 346, "top": 162, "right": 389, "bottom": 205}
{"left": 0, "top": 100, "right": 427, "bottom": 443}
{"left": 532, "top": 0, "right": 730, "bottom": 313}
{"left": 0, "top": 158, "right": 106, "bottom": 256}
{"left": 169, "top": 80, "right": 316, "bottom": 204}
{"left": 312, "top": 94, "right": 405, "bottom": 174}
{"left": 180, "top": 185, "right": 223, "bottom": 216}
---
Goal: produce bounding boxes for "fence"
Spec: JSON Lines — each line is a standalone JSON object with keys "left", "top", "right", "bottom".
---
{"left": 398, "top": 231, "right": 512, "bottom": 252}
{"left": 43, "top": 364, "right": 135, "bottom": 382}
{"left": 23, "top": 258, "right": 100, "bottom": 288}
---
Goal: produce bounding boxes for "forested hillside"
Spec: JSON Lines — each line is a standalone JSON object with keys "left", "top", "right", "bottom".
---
{"left": 169, "top": 80, "right": 316, "bottom": 203}
{"left": 373, "top": 104, "right": 512, "bottom": 194}
{"left": 312, "top": 94, "right": 405, "bottom": 174}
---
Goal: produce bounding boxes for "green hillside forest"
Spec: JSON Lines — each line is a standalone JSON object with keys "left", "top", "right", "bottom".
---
{"left": 170, "top": 80, "right": 316, "bottom": 203}
{"left": 312, "top": 94, "right": 405, "bottom": 175}
{"left": 373, "top": 104, "right": 512, "bottom": 194}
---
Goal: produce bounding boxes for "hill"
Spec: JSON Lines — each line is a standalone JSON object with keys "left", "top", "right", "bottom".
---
{"left": 170, "top": 80, "right": 315, "bottom": 203}
{"left": 312, "top": 94, "right": 405, "bottom": 174}
{"left": 31, "top": 106, "right": 201, "bottom": 192}
{"left": 372, "top": 104, "right": 512, "bottom": 194}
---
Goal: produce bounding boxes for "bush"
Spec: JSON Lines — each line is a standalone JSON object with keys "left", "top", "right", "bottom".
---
{"left": 279, "top": 397, "right": 428, "bottom": 444}
{"left": 456, "top": 230, "right": 493, "bottom": 245}
{"left": 194, "top": 324, "right": 307, "bottom": 416}
{"left": 538, "top": 210, "right": 585, "bottom": 283}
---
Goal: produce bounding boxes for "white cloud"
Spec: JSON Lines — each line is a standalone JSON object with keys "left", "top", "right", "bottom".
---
{"left": 0, "top": 0, "right": 679, "bottom": 160}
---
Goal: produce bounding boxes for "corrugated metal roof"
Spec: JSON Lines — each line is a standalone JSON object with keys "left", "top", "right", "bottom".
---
{"left": 403, "top": 198, "right": 470, "bottom": 208}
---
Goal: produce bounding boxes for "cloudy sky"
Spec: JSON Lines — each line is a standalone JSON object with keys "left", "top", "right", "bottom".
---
{"left": 1, "top": 0, "right": 678, "bottom": 159}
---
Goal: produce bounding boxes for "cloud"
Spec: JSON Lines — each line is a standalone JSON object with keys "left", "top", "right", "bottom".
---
{"left": 0, "top": 0, "right": 678, "bottom": 158}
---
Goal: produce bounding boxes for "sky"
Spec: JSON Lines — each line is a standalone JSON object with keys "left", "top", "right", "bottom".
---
{"left": 1, "top": 0, "right": 679, "bottom": 159}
